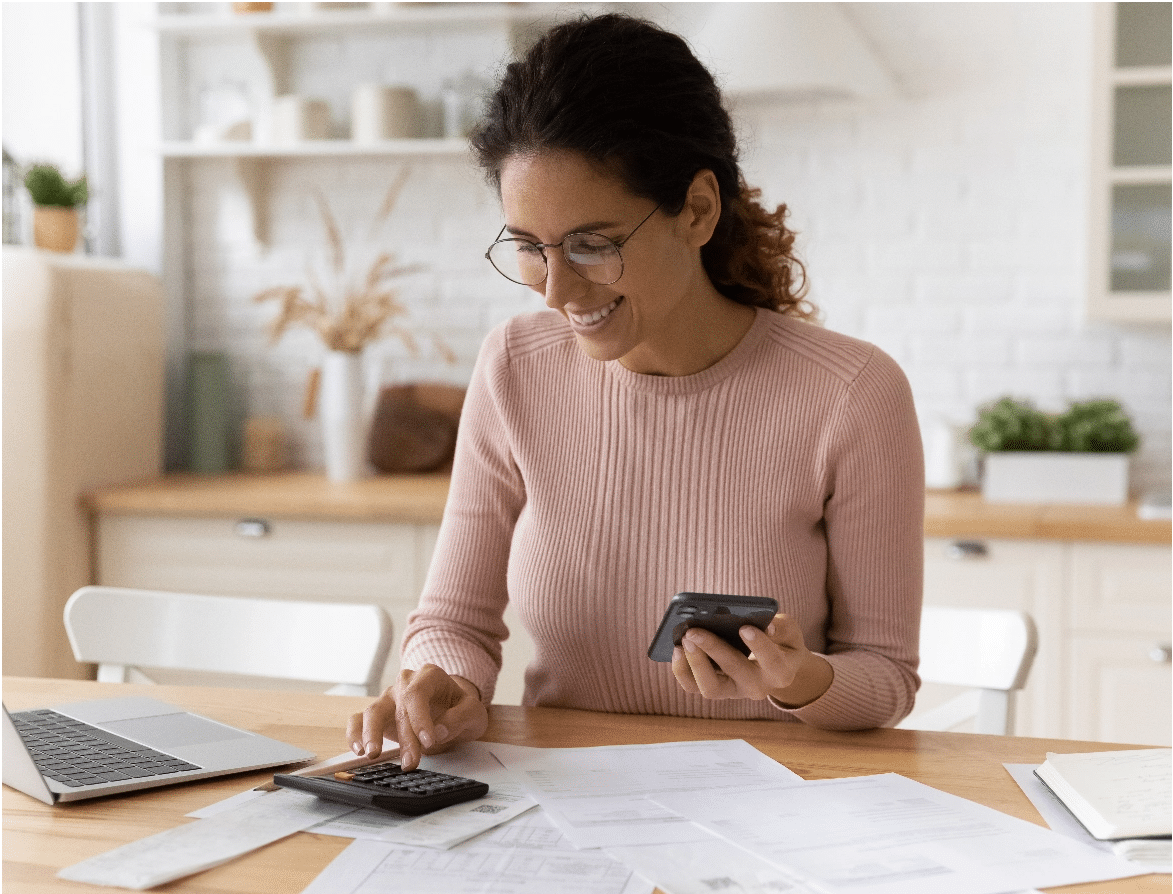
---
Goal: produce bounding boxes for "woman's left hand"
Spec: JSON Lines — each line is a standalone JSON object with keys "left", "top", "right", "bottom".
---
{"left": 670, "top": 613, "right": 833, "bottom": 708}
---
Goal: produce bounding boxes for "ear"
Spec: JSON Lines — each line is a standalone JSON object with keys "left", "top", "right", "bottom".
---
{"left": 675, "top": 169, "right": 722, "bottom": 248}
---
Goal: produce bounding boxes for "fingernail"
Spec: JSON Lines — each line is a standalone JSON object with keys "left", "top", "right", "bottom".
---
{"left": 351, "top": 742, "right": 364, "bottom": 756}
{"left": 767, "top": 624, "right": 776, "bottom": 636}
{"left": 419, "top": 730, "right": 433, "bottom": 749}
{"left": 434, "top": 724, "right": 449, "bottom": 743}
{"left": 743, "top": 627, "right": 759, "bottom": 641}
{"left": 684, "top": 638, "right": 697, "bottom": 652}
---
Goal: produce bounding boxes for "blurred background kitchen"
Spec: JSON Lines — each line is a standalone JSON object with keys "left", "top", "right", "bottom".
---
{"left": 3, "top": 2, "right": 1170, "bottom": 744}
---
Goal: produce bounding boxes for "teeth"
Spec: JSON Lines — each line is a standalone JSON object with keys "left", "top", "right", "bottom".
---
{"left": 571, "top": 299, "right": 619, "bottom": 326}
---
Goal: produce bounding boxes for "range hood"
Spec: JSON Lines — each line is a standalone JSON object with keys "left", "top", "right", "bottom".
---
{"left": 686, "top": 2, "right": 897, "bottom": 101}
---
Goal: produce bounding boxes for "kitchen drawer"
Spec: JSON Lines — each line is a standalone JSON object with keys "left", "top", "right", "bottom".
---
{"left": 94, "top": 513, "right": 535, "bottom": 703}
{"left": 1068, "top": 543, "right": 1172, "bottom": 633}
{"left": 94, "top": 514, "right": 440, "bottom": 687}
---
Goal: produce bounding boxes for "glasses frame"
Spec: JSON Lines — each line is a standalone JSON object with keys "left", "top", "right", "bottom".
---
{"left": 485, "top": 203, "right": 662, "bottom": 286}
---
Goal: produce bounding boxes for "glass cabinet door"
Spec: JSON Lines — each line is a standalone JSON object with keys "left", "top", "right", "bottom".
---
{"left": 1089, "top": 2, "right": 1172, "bottom": 323}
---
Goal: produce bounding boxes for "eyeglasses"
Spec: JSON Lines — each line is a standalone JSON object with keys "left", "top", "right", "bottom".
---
{"left": 484, "top": 204, "right": 661, "bottom": 286}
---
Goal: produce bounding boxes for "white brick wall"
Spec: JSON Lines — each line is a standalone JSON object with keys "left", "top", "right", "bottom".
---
{"left": 176, "top": 2, "right": 1170, "bottom": 492}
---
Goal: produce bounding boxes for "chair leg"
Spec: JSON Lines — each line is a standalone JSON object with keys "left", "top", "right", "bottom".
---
{"left": 95, "top": 663, "right": 130, "bottom": 684}
{"left": 974, "top": 690, "right": 1014, "bottom": 736}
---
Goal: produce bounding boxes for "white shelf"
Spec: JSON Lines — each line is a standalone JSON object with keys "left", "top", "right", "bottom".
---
{"left": 161, "top": 138, "right": 471, "bottom": 159}
{"left": 152, "top": 3, "right": 535, "bottom": 37}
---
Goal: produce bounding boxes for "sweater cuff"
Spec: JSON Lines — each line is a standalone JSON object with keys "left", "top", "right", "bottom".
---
{"left": 400, "top": 635, "right": 502, "bottom": 707}
{"left": 768, "top": 653, "right": 897, "bottom": 730}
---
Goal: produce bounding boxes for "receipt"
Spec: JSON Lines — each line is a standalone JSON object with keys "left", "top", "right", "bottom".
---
{"left": 57, "top": 789, "right": 355, "bottom": 890}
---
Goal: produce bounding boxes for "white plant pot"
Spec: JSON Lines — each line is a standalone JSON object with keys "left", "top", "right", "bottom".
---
{"left": 320, "top": 350, "right": 370, "bottom": 482}
{"left": 980, "top": 452, "right": 1130, "bottom": 505}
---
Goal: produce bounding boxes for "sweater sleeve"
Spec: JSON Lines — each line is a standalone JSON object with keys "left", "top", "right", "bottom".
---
{"left": 398, "top": 323, "right": 524, "bottom": 704}
{"left": 783, "top": 345, "right": 924, "bottom": 729}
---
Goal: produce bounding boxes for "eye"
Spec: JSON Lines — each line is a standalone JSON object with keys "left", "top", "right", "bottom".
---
{"left": 566, "top": 235, "right": 616, "bottom": 263}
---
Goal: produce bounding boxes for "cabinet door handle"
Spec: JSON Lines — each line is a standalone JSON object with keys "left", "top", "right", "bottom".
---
{"left": 946, "top": 539, "right": 989, "bottom": 560}
{"left": 234, "top": 518, "right": 272, "bottom": 538}
{"left": 1150, "top": 643, "right": 1172, "bottom": 664}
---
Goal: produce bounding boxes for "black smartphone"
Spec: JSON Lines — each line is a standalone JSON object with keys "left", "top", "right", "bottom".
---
{"left": 647, "top": 592, "right": 779, "bottom": 662}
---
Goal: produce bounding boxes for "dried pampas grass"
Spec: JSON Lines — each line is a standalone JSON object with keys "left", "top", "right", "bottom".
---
{"left": 255, "top": 168, "right": 452, "bottom": 361}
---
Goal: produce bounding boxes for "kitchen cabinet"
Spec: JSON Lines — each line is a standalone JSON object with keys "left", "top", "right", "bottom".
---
{"left": 924, "top": 536, "right": 1171, "bottom": 745}
{"left": 1086, "top": 1, "right": 1172, "bottom": 323}
{"left": 90, "top": 479, "right": 1171, "bottom": 732}
{"left": 86, "top": 473, "right": 536, "bottom": 704}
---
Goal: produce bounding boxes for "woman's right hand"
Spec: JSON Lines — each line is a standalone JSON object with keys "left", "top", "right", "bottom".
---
{"left": 346, "top": 663, "right": 489, "bottom": 771}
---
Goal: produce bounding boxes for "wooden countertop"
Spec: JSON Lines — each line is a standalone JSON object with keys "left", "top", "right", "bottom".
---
{"left": 924, "top": 488, "right": 1170, "bottom": 545}
{"left": 84, "top": 472, "right": 450, "bottom": 525}
{"left": 86, "top": 474, "right": 1171, "bottom": 544}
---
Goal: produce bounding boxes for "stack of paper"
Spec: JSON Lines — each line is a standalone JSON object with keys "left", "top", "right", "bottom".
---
{"left": 59, "top": 740, "right": 1162, "bottom": 894}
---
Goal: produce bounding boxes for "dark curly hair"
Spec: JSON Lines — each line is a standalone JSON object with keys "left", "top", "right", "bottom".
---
{"left": 470, "top": 13, "right": 813, "bottom": 319}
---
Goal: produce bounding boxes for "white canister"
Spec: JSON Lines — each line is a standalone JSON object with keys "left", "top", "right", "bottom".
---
{"left": 351, "top": 84, "right": 422, "bottom": 142}
{"left": 271, "top": 95, "right": 333, "bottom": 143}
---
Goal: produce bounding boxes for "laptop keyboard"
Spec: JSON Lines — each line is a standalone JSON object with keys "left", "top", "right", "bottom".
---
{"left": 10, "top": 709, "right": 201, "bottom": 788}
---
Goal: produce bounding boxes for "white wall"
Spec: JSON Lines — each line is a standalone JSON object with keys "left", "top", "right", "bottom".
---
{"left": 741, "top": 2, "right": 1170, "bottom": 492}
{"left": 55, "top": 3, "right": 1173, "bottom": 491}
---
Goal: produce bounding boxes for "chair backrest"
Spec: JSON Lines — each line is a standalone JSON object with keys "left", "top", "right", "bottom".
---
{"left": 63, "top": 586, "right": 393, "bottom": 697}
{"left": 898, "top": 605, "right": 1038, "bottom": 736}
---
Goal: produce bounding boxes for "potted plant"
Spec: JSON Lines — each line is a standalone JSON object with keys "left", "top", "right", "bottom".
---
{"left": 969, "top": 397, "right": 1140, "bottom": 505}
{"left": 23, "top": 163, "right": 88, "bottom": 253}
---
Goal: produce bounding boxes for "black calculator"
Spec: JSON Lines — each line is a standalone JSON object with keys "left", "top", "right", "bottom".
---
{"left": 272, "top": 760, "right": 490, "bottom": 816}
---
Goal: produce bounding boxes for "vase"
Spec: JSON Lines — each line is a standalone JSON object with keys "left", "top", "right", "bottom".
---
{"left": 981, "top": 452, "right": 1130, "bottom": 505}
{"left": 33, "top": 206, "right": 79, "bottom": 253}
{"left": 320, "top": 350, "right": 369, "bottom": 482}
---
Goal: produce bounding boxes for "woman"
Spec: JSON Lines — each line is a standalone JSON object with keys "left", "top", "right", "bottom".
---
{"left": 349, "top": 13, "right": 924, "bottom": 770}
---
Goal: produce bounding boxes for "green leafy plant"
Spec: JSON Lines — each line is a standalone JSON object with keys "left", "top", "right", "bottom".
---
{"left": 969, "top": 397, "right": 1140, "bottom": 453}
{"left": 1050, "top": 399, "right": 1140, "bottom": 453}
{"left": 23, "top": 163, "right": 88, "bottom": 208}
{"left": 969, "top": 397, "right": 1053, "bottom": 452}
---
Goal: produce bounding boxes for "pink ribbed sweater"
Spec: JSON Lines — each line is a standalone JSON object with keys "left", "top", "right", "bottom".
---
{"left": 401, "top": 307, "right": 924, "bottom": 729}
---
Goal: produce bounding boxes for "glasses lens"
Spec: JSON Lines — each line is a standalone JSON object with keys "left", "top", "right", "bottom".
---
{"left": 565, "top": 234, "right": 622, "bottom": 284}
{"left": 487, "top": 240, "right": 548, "bottom": 285}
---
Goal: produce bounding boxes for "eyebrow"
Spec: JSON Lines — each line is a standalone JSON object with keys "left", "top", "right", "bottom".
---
{"left": 504, "top": 219, "right": 625, "bottom": 241}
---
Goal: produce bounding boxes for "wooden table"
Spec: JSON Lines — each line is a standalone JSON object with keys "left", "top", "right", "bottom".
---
{"left": 3, "top": 678, "right": 1168, "bottom": 893}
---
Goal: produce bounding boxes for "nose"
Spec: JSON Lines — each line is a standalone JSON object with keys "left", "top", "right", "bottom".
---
{"left": 540, "top": 247, "right": 587, "bottom": 311}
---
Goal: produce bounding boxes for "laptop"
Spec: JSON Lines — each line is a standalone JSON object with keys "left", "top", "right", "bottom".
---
{"left": 3, "top": 696, "right": 314, "bottom": 804}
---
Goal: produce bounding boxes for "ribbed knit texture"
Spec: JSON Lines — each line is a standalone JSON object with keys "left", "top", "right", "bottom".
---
{"left": 401, "top": 307, "right": 925, "bottom": 729}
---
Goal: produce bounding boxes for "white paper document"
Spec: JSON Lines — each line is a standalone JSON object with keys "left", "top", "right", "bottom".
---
{"left": 606, "top": 837, "right": 834, "bottom": 894}
{"left": 301, "top": 809, "right": 653, "bottom": 894}
{"left": 58, "top": 788, "right": 354, "bottom": 890}
{"left": 655, "top": 772, "right": 1147, "bottom": 894}
{"left": 486, "top": 739, "right": 801, "bottom": 849}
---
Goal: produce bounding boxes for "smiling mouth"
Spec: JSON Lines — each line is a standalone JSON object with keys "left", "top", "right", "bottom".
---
{"left": 569, "top": 297, "right": 622, "bottom": 327}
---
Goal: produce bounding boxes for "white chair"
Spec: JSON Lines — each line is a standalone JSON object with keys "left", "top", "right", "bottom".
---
{"left": 898, "top": 606, "right": 1038, "bottom": 736}
{"left": 63, "top": 586, "right": 393, "bottom": 697}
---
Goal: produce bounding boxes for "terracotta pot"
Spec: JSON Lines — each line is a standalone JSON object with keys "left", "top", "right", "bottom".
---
{"left": 33, "top": 206, "right": 79, "bottom": 253}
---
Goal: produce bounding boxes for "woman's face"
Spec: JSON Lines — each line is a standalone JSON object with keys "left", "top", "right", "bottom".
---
{"left": 497, "top": 150, "right": 715, "bottom": 374}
